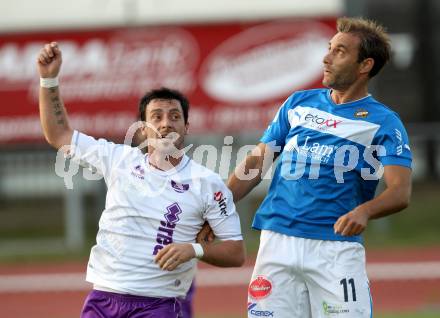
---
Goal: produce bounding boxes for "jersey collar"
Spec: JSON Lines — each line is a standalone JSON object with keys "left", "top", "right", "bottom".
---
{"left": 144, "top": 154, "right": 190, "bottom": 177}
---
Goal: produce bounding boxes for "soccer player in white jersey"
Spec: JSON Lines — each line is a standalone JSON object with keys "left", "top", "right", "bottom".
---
{"left": 225, "top": 17, "right": 412, "bottom": 317}
{"left": 37, "top": 43, "right": 245, "bottom": 318}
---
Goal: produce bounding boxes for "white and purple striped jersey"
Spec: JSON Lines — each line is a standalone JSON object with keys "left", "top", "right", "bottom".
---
{"left": 70, "top": 131, "right": 242, "bottom": 298}
{"left": 255, "top": 88, "right": 412, "bottom": 243}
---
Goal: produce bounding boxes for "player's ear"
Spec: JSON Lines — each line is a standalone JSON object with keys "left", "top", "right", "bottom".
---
{"left": 359, "top": 57, "right": 374, "bottom": 76}
{"left": 184, "top": 122, "right": 189, "bottom": 135}
{"left": 140, "top": 121, "right": 148, "bottom": 136}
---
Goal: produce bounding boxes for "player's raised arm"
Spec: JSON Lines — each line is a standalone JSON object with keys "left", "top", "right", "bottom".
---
{"left": 37, "top": 42, "right": 73, "bottom": 149}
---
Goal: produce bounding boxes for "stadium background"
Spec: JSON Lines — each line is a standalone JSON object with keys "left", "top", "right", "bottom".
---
{"left": 0, "top": 0, "right": 439, "bottom": 317}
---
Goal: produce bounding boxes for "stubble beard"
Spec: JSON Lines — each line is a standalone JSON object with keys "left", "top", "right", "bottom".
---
{"left": 323, "top": 71, "right": 356, "bottom": 91}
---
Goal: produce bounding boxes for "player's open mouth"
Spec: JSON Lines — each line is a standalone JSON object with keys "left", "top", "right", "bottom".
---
{"left": 159, "top": 132, "right": 178, "bottom": 140}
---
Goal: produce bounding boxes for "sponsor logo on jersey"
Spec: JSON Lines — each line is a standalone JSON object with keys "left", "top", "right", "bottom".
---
{"left": 214, "top": 191, "right": 228, "bottom": 216}
{"left": 153, "top": 203, "right": 182, "bottom": 255}
{"left": 303, "top": 113, "right": 343, "bottom": 129}
{"left": 288, "top": 106, "right": 380, "bottom": 147}
{"left": 248, "top": 276, "right": 272, "bottom": 300}
{"left": 354, "top": 109, "right": 369, "bottom": 118}
{"left": 284, "top": 135, "right": 334, "bottom": 163}
{"left": 322, "top": 301, "right": 349, "bottom": 315}
{"left": 131, "top": 164, "right": 145, "bottom": 180}
{"left": 164, "top": 202, "right": 182, "bottom": 224}
{"left": 247, "top": 302, "right": 274, "bottom": 317}
{"left": 290, "top": 108, "right": 343, "bottom": 129}
{"left": 214, "top": 191, "right": 223, "bottom": 201}
{"left": 171, "top": 180, "right": 190, "bottom": 193}
{"left": 293, "top": 110, "right": 302, "bottom": 122}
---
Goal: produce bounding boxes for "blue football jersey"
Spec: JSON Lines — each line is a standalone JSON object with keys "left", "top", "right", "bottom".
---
{"left": 254, "top": 88, "right": 412, "bottom": 243}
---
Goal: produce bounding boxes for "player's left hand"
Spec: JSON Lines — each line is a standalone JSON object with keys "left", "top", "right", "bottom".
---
{"left": 154, "top": 243, "right": 195, "bottom": 271}
{"left": 334, "top": 207, "right": 370, "bottom": 236}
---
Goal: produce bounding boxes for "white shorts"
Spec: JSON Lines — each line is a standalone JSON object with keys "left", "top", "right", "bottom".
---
{"left": 247, "top": 230, "right": 372, "bottom": 318}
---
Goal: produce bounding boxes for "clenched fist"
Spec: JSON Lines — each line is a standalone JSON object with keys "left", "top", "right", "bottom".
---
{"left": 37, "top": 42, "right": 62, "bottom": 78}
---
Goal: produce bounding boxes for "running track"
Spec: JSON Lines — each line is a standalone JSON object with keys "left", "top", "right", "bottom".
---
{"left": 0, "top": 247, "right": 439, "bottom": 318}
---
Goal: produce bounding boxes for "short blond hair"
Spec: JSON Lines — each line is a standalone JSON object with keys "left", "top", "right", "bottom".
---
{"left": 337, "top": 17, "right": 391, "bottom": 78}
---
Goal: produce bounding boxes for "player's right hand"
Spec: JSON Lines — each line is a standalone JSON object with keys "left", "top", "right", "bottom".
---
{"left": 334, "top": 207, "right": 369, "bottom": 236}
{"left": 37, "top": 42, "right": 62, "bottom": 78}
{"left": 154, "top": 243, "right": 196, "bottom": 271}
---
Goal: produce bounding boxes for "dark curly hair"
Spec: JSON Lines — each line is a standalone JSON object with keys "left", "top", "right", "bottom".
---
{"left": 139, "top": 87, "right": 190, "bottom": 123}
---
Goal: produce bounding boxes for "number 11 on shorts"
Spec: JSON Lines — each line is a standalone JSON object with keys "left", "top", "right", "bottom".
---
{"left": 340, "top": 278, "right": 357, "bottom": 302}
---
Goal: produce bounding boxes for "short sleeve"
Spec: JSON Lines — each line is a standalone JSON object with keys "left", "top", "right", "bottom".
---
{"left": 373, "top": 114, "right": 412, "bottom": 168}
{"left": 260, "top": 95, "right": 294, "bottom": 150}
{"left": 68, "top": 130, "right": 128, "bottom": 181}
{"left": 203, "top": 177, "right": 243, "bottom": 241}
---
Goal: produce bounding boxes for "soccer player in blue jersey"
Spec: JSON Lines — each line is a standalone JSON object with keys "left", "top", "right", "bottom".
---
{"left": 228, "top": 17, "right": 412, "bottom": 317}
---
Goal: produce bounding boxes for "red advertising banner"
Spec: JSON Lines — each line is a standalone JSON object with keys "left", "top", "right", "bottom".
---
{"left": 0, "top": 19, "right": 336, "bottom": 143}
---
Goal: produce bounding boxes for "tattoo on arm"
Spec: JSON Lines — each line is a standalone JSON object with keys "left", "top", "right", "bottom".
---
{"left": 49, "top": 89, "right": 66, "bottom": 126}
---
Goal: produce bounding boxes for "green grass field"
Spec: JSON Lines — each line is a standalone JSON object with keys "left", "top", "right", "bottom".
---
{"left": 363, "top": 181, "right": 440, "bottom": 248}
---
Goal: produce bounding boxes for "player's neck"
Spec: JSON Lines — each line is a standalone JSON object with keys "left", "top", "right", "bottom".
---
{"left": 148, "top": 150, "right": 184, "bottom": 171}
{"left": 330, "top": 81, "right": 369, "bottom": 105}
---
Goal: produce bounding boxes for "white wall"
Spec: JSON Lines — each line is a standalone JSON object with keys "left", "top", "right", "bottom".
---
{"left": 0, "top": 0, "right": 343, "bottom": 32}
